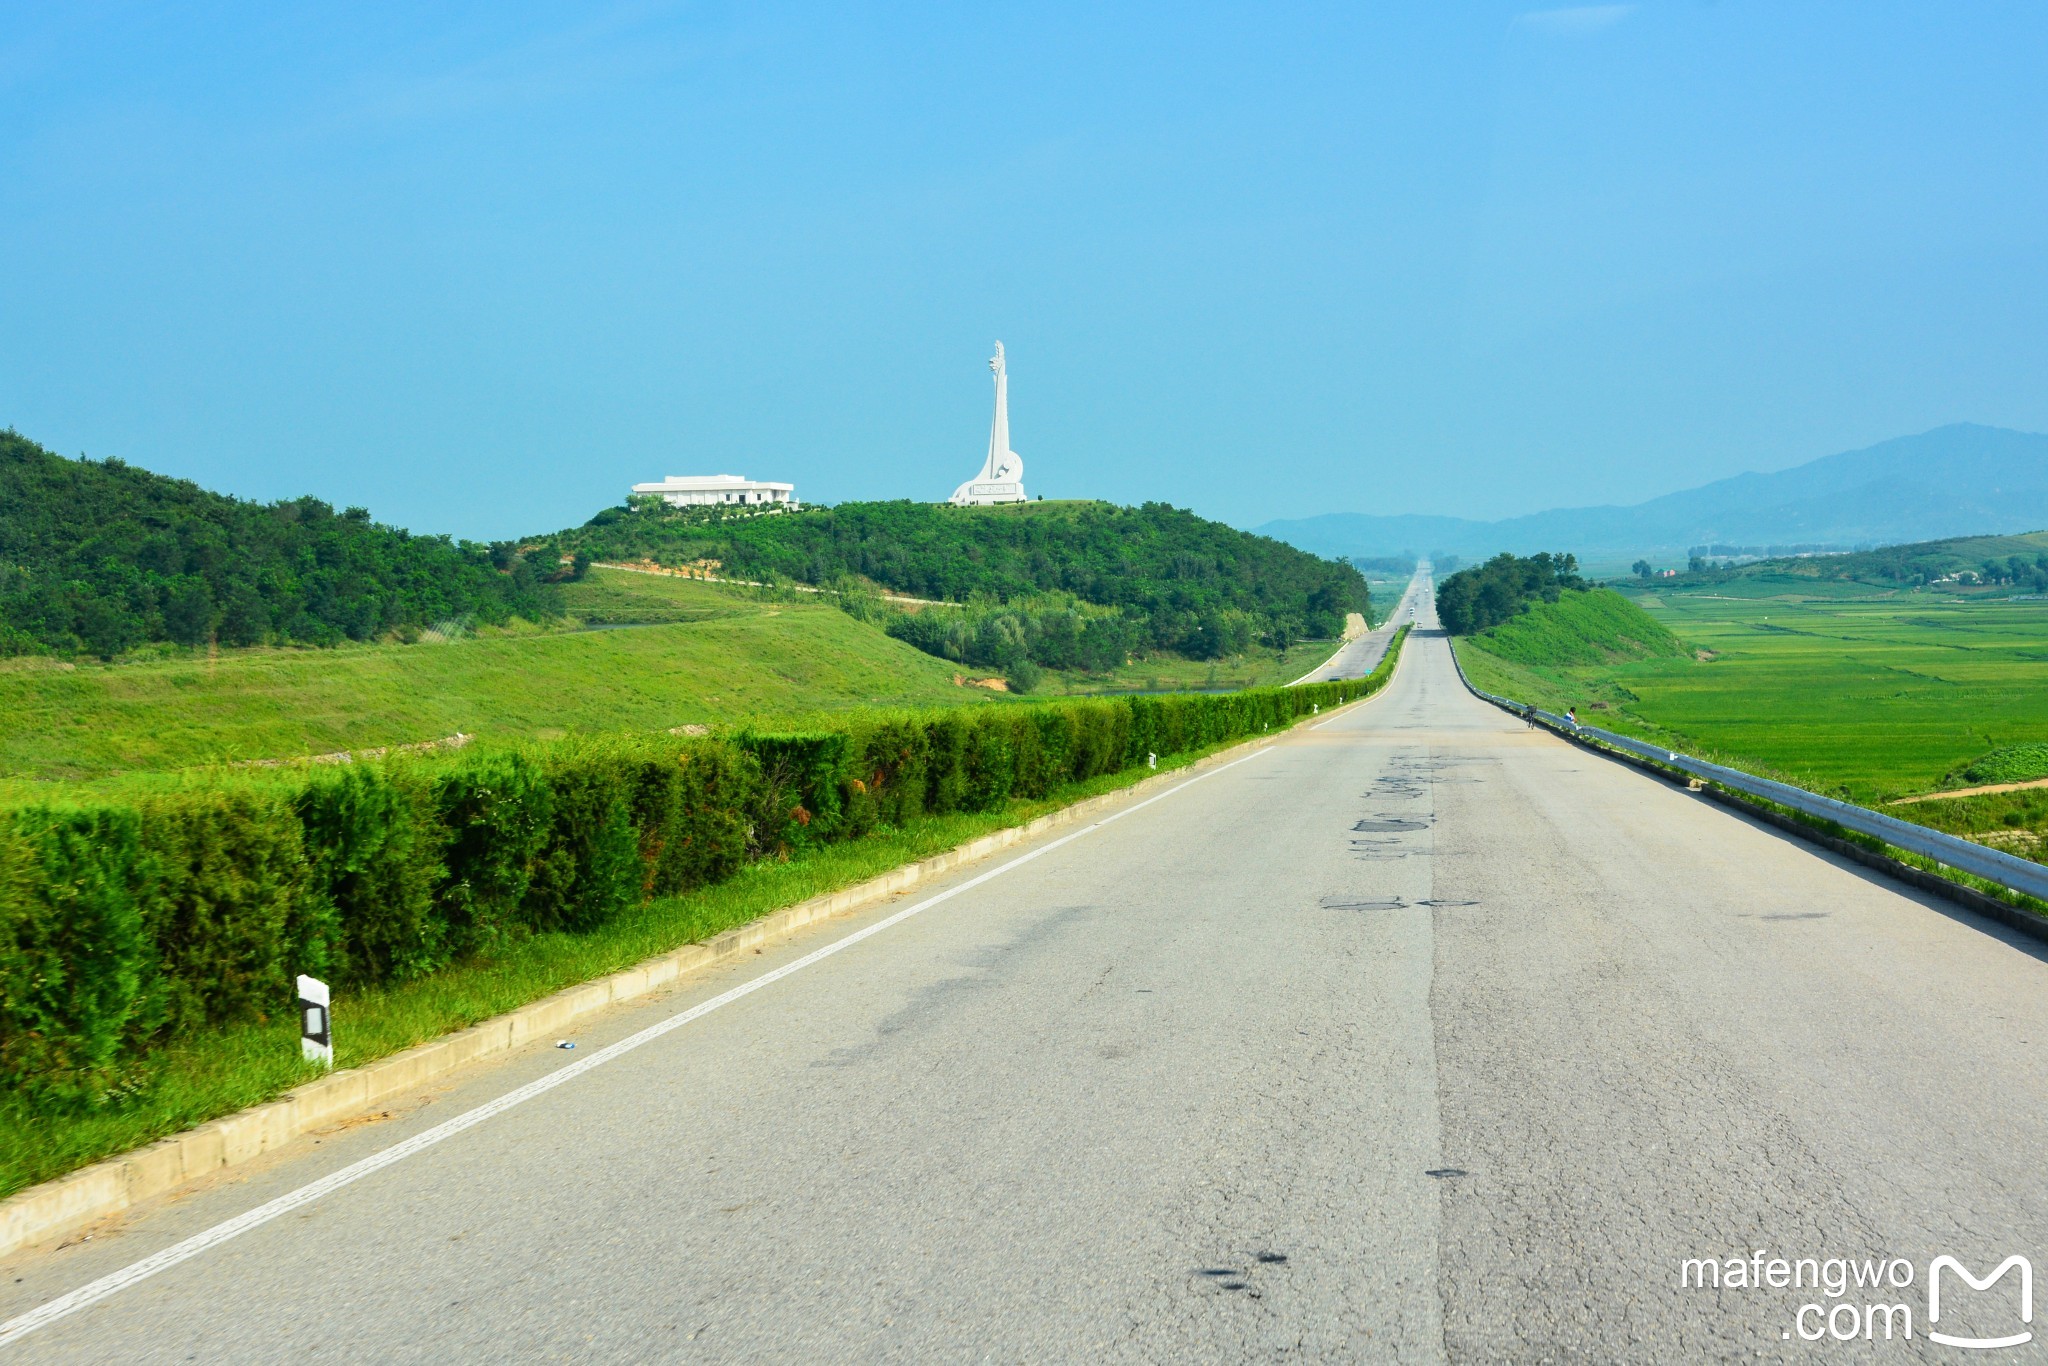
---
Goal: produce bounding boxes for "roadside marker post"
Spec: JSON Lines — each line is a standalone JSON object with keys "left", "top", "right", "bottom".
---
{"left": 297, "top": 975, "right": 333, "bottom": 1068}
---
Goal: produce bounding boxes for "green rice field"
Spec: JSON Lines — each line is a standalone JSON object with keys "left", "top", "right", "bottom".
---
{"left": 1455, "top": 581, "right": 2048, "bottom": 806}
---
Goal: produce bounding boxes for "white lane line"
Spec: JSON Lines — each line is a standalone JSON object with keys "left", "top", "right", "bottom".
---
{"left": 0, "top": 745, "right": 1272, "bottom": 1350}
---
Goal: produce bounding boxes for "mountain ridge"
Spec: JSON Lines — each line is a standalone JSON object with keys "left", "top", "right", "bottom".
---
{"left": 1257, "top": 424, "right": 2048, "bottom": 561}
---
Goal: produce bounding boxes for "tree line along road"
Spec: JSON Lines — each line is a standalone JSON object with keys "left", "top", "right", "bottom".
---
{"left": 3, "top": 582, "right": 2045, "bottom": 1361}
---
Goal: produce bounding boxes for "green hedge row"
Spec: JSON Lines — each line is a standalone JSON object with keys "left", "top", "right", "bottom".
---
{"left": 0, "top": 631, "right": 1404, "bottom": 1103}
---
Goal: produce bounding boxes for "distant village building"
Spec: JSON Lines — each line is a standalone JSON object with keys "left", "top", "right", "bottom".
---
{"left": 950, "top": 342, "right": 1028, "bottom": 505}
{"left": 631, "top": 474, "right": 796, "bottom": 509}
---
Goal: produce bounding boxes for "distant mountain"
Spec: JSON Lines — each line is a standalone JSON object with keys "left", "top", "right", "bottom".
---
{"left": 1258, "top": 424, "right": 2048, "bottom": 562}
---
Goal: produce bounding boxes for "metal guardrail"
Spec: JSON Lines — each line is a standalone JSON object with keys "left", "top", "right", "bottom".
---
{"left": 1446, "top": 639, "right": 2048, "bottom": 906}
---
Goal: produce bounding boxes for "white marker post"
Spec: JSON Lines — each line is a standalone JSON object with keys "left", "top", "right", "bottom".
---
{"left": 297, "top": 975, "right": 333, "bottom": 1068}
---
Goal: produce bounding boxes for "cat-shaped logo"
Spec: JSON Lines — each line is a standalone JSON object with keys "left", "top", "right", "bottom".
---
{"left": 1928, "top": 1256, "right": 2032, "bottom": 1350}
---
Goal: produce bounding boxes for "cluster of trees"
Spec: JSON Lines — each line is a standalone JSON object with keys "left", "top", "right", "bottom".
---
{"left": 1683, "top": 542, "right": 1853, "bottom": 560}
{"left": 1663, "top": 533, "right": 2048, "bottom": 592}
{"left": 1435, "top": 551, "right": 1586, "bottom": 635}
{"left": 2, "top": 431, "right": 1370, "bottom": 672}
{"left": 1942, "top": 554, "right": 2048, "bottom": 590}
{"left": 1631, "top": 557, "right": 1709, "bottom": 576}
{"left": 557, "top": 498, "right": 1369, "bottom": 665}
{"left": 869, "top": 594, "right": 1158, "bottom": 692}
{"left": 0, "top": 432, "right": 562, "bottom": 659}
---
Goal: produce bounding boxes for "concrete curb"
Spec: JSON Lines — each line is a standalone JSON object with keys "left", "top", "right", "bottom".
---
{"left": 0, "top": 677, "right": 1398, "bottom": 1261}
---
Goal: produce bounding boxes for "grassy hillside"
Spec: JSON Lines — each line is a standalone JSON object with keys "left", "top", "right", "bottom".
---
{"left": 546, "top": 498, "right": 1369, "bottom": 663}
{"left": 552, "top": 563, "right": 784, "bottom": 625}
{"left": 0, "top": 571, "right": 996, "bottom": 781}
{"left": 0, "top": 430, "right": 558, "bottom": 658}
{"left": 1461, "top": 588, "right": 1685, "bottom": 667}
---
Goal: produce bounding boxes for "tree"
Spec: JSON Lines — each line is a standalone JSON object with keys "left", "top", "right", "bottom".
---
{"left": 162, "top": 578, "right": 216, "bottom": 646}
{"left": 1436, "top": 552, "right": 1586, "bottom": 635}
{"left": 562, "top": 498, "right": 1370, "bottom": 672}
{"left": 1632, "top": 560, "right": 1653, "bottom": 579}
{"left": 0, "top": 430, "right": 562, "bottom": 658}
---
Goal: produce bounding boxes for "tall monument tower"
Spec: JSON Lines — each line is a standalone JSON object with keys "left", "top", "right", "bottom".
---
{"left": 949, "top": 342, "right": 1028, "bottom": 505}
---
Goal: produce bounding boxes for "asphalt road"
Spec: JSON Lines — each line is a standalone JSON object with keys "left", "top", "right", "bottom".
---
{"left": 1294, "top": 576, "right": 1424, "bottom": 683}
{"left": 7, "top": 583, "right": 2048, "bottom": 1362}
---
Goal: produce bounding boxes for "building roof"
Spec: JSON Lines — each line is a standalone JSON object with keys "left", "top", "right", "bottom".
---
{"left": 631, "top": 474, "right": 794, "bottom": 494}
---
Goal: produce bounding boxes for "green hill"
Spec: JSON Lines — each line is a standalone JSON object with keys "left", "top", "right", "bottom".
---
{"left": 0, "top": 435, "right": 1370, "bottom": 777}
{"left": 0, "top": 430, "right": 559, "bottom": 659}
{"left": 547, "top": 498, "right": 1369, "bottom": 667}
{"left": 1462, "top": 588, "right": 1686, "bottom": 667}
{"left": 1435, "top": 552, "right": 1587, "bottom": 635}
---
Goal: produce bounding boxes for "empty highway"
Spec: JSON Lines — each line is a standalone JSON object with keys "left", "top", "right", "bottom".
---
{"left": 6, "top": 584, "right": 2048, "bottom": 1362}
{"left": 1294, "top": 577, "right": 1423, "bottom": 684}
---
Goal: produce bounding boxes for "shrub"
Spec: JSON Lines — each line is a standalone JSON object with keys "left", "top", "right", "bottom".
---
{"left": 0, "top": 628, "right": 1406, "bottom": 1101}
{"left": 296, "top": 765, "right": 447, "bottom": 984}
{"left": 0, "top": 807, "right": 152, "bottom": 1103}
{"left": 522, "top": 746, "right": 642, "bottom": 935}
{"left": 135, "top": 789, "right": 317, "bottom": 1033}
{"left": 1951, "top": 743, "right": 2048, "bottom": 789}
{"left": 433, "top": 751, "right": 554, "bottom": 956}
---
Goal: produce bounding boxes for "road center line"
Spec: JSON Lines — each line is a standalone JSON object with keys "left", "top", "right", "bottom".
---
{"left": 0, "top": 743, "right": 1274, "bottom": 1350}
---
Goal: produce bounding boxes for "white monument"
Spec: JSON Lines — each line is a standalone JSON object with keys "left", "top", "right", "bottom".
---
{"left": 949, "top": 342, "right": 1028, "bottom": 505}
{"left": 631, "top": 473, "right": 796, "bottom": 509}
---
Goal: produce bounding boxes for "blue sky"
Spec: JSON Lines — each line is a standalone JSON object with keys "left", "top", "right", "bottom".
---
{"left": 4, "top": 2, "right": 2044, "bottom": 541}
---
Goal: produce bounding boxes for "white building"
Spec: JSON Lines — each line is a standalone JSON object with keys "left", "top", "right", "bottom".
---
{"left": 631, "top": 474, "right": 796, "bottom": 509}
{"left": 950, "top": 342, "right": 1028, "bottom": 505}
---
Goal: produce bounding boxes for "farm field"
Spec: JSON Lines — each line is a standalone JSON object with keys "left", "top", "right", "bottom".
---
{"left": 0, "top": 571, "right": 998, "bottom": 782}
{"left": 1453, "top": 584, "right": 2048, "bottom": 806}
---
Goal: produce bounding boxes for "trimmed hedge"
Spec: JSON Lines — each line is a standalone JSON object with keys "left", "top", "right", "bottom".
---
{"left": 0, "top": 631, "right": 1404, "bottom": 1103}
